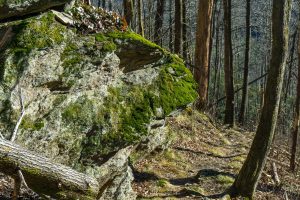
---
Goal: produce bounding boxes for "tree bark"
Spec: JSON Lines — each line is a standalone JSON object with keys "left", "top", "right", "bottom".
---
{"left": 108, "top": 0, "right": 112, "bottom": 10}
{"left": 168, "top": 0, "right": 173, "bottom": 52}
{"left": 230, "top": 0, "right": 291, "bottom": 198}
{"left": 123, "top": 0, "right": 134, "bottom": 28}
{"left": 84, "top": 0, "right": 91, "bottom": 5}
{"left": 182, "top": 0, "right": 188, "bottom": 60}
{"left": 174, "top": 0, "right": 183, "bottom": 55}
{"left": 194, "top": 0, "right": 214, "bottom": 110}
{"left": 284, "top": 31, "right": 297, "bottom": 103}
{"left": 290, "top": 26, "right": 300, "bottom": 172}
{"left": 137, "top": 0, "right": 145, "bottom": 37}
{"left": 0, "top": 138, "right": 132, "bottom": 200}
{"left": 239, "top": 0, "right": 251, "bottom": 125}
{"left": 154, "top": 0, "right": 165, "bottom": 45}
{"left": 223, "top": 0, "right": 235, "bottom": 126}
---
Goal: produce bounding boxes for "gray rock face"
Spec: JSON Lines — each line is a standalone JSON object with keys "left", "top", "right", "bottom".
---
{"left": 0, "top": 0, "right": 72, "bottom": 20}
{"left": 100, "top": 166, "right": 136, "bottom": 200}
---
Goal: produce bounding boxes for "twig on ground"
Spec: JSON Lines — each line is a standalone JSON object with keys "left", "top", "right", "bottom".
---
{"left": 10, "top": 88, "right": 25, "bottom": 142}
{"left": 267, "top": 157, "right": 289, "bottom": 168}
{"left": 284, "top": 191, "right": 289, "bottom": 200}
{"left": 272, "top": 162, "right": 281, "bottom": 186}
{"left": 17, "top": 169, "right": 28, "bottom": 189}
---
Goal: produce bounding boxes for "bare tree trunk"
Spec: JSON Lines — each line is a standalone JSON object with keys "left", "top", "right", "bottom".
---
{"left": 108, "top": 0, "right": 112, "bottom": 11}
{"left": 84, "top": 0, "right": 91, "bottom": 5}
{"left": 239, "top": 0, "right": 251, "bottom": 125}
{"left": 174, "top": 0, "right": 182, "bottom": 55}
{"left": 137, "top": 0, "right": 144, "bottom": 37}
{"left": 154, "top": 0, "right": 165, "bottom": 45}
{"left": 207, "top": 1, "right": 217, "bottom": 104}
{"left": 230, "top": 0, "right": 291, "bottom": 198}
{"left": 285, "top": 31, "right": 297, "bottom": 103}
{"left": 0, "top": 138, "right": 132, "bottom": 200}
{"left": 290, "top": 26, "right": 300, "bottom": 172}
{"left": 123, "top": 0, "right": 134, "bottom": 28}
{"left": 182, "top": 0, "right": 188, "bottom": 60}
{"left": 194, "top": 0, "right": 214, "bottom": 110}
{"left": 168, "top": 0, "right": 173, "bottom": 52}
{"left": 223, "top": 0, "right": 235, "bottom": 126}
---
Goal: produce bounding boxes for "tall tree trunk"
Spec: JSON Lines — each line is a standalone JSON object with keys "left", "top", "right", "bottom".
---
{"left": 108, "top": 0, "right": 112, "bottom": 10}
{"left": 123, "top": 0, "right": 134, "bottom": 28}
{"left": 230, "top": 0, "right": 291, "bottom": 198}
{"left": 168, "top": 0, "right": 173, "bottom": 52}
{"left": 154, "top": 0, "right": 165, "bottom": 45}
{"left": 102, "top": 0, "right": 106, "bottom": 8}
{"left": 284, "top": 31, "right": 297, "bottom": 103}
{"left": 84, "top": 0, "right": 91, "bottom": 5}
{"left": 137, "top": 0, "right": 145, "bottom": 37}
{"left": 207, "top": 1, "right": 217, "bottom": 104}
{"left": 174, "top": 0, "right": 183, "bottom": 55}
{"left": 223, "top": 0, "right": 235, "bottom": 126}
{"left": 290, "top": 27, "right": 300, "bottom": 172}
{"left": 194, "top": 0, "right": 214, "bottom": 110}
{"left": 145, "top": 0, "right": 154, "bottom": 40}
{"left": 182, "top": 0, "right": 188, "bottom": 60}
{"left": 239, "top": 0, "right": 251, "bottom": 125}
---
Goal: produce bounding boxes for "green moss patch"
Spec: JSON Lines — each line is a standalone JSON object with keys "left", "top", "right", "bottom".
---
{"left": 157, "top": 56, "right": 198, "bottom": 114}
{"left": 78, "top": 87, "right": 155, "bottom": 163}
{"left": 10, "top": 12, "right": 66, "bottom": 52}
{"left": 107, "top": 31, "right": 163, "bottom": 50}
{"left": 20, "top": 115, "right": 44, "bottom": 131}
{"left": 95, "top": 33, "right": 117, "bottom": 52}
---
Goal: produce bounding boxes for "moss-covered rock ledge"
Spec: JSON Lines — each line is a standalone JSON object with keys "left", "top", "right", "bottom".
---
{"left": 0, "top": 7, "right": 197, "bottom": 173}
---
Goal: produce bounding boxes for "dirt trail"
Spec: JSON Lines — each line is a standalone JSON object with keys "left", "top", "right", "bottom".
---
{"left": 133, "top": 109, "right": 300, "bottom": 200}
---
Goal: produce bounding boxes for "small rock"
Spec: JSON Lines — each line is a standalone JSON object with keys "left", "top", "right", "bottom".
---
{"left": 51, "top": 10, "right": 74, "bottom": 26}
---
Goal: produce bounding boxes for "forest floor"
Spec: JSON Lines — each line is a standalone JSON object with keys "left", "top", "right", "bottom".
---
{"left": 0, "top": 109, "right": 299, "bottom": 199}
{"left": 132, "top": 109, "right": 300, "bottom": 200}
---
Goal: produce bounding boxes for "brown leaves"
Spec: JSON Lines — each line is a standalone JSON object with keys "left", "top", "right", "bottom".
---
{"left": 69, "top": 4, "right": 128, "bottom": 34}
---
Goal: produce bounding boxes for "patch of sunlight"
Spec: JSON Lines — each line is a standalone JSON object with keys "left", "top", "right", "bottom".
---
{"left": 215, "top": 175, "right": 235, "bottom": 185}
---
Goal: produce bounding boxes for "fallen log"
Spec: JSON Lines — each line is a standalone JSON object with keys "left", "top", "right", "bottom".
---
{"left": 272, "top": 162, "right": 281, "bottom": 186}
{"left": 0, "top": 138, "right": 133, "bottom": 199}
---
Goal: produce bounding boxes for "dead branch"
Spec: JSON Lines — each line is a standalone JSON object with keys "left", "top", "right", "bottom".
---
{"left": 272, "top": 162, "right": 281, "bottom": 186}
{"left": 0, "top": 138, "right": 133, "bottom": 199}
{"left": 10, "top": 88, "right": 25, "bottom": 142}
{"left": 267, "top": 157, "right": 290, "bottom": 168}
{"left": 284, "top": 191, "right": 289, "bottom": 200}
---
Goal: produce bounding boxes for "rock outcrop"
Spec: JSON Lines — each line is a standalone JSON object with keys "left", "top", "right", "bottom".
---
{"left": 0, "top": 3, "right": 197, "bottom": 199}
{"left": 0, "top": 0, "right": 73, "bottom": 20}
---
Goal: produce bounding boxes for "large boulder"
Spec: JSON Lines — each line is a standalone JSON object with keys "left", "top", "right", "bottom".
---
{"left": 0, "top": 4, "right": 197, "bottom": 199}
{"left": 0, "top": 0, "right": 72, "bottom": 20}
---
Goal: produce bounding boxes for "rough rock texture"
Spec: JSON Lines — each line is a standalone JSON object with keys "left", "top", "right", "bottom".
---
{"left": 0, "top": 5, "right": 197, "bottom": 199}
{"left": 0, "top": 0, "right": 72, "bottom": 20}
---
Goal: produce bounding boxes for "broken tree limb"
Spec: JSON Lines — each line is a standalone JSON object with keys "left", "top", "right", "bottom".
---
{"left": 0, "top": 138, "right": 133, "bottom": 200}
{"left": 267, "top": 157, "right": 289, "bottom": 168}
{"left": 0, "top": 138, "right": 99, "bottom": 199}
{"left": 211, "top": 72, "right": 268, "bottom": 106}
{"left": 11, "top": 88, "right": 25, "bottom": 142}
{"left": 272, "top": 162, "right": 281, "bottom": 186}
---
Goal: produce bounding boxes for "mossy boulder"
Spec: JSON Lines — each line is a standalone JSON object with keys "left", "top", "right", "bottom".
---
{"left": 0, "top": 0, "right": 72, "bottom": 20}
{"left": 0, "top": 9, "right": 197, "bottom": 171}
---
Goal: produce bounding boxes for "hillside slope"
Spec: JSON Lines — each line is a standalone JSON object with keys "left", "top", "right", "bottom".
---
{"left": 132, "top": 109, "right": 300, "bottom": 200}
